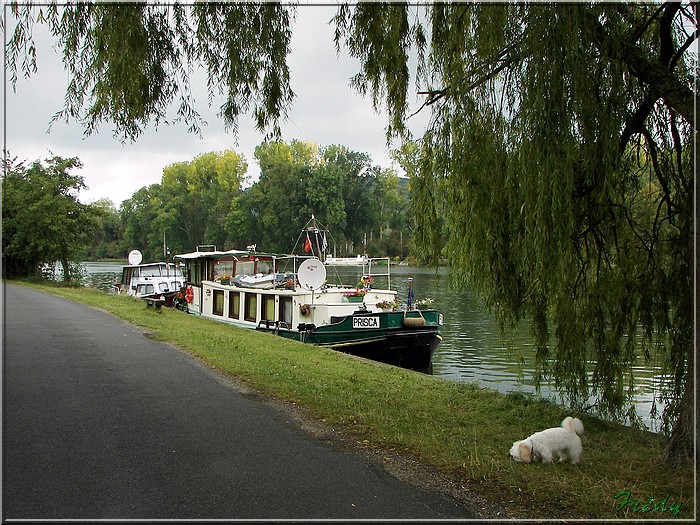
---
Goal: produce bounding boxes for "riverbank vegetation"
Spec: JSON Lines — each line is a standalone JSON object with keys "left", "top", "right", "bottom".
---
{"left": 14, "top": 282, "right": 694, "bottom": 520}
{"left": 3, "top": 143, "right": 417, "bottom": 266}
{"left": 100, "top": 143, "right": 414, "bottom": 264}
{"left": 2, "top": 156, "right": 101, "bottom": 282}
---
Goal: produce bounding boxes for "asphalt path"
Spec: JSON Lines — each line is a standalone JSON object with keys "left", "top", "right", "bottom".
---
{"left": 2, "top": 284, "right": 474, "bottom": 520}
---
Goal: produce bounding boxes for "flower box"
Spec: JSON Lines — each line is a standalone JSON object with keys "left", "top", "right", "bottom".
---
{"left": 376, "top": 300, "right": 398, "bottom": 311}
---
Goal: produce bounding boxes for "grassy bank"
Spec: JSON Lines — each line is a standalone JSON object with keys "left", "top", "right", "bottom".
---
{"left": 12, "top": 282, "right": 694, "bottom": 519}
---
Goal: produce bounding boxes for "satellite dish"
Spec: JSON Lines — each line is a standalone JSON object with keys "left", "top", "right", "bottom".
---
{"left": 297, "top": 258, "right": 326, "bottom": 290}
{"left": 128, "top": 249, "right": 143, "bottom": 266}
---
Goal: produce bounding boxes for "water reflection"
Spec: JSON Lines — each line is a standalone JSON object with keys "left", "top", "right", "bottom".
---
{"left": 76, "top": 261, "right": 668, "bottom": 432}
{"left": 383, "top": 265, "right": 668, "bottom": 433}
{"left": 80, "top": 261, "right": 125, "bottom": 292}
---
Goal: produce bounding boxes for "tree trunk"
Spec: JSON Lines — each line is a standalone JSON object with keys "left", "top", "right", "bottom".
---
{"left": 662, "top": 130, "right": 698, "bottom": 468}
{"left": 60, "top": 257, "right": 72, "bottom": 283}
{"left": 662, "top": 345, "right": 696, "bottom": 467}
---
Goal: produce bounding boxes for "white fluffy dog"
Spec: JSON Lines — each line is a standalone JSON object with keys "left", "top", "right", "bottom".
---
{"left": 509, "top": 416, "right": 584, "bottom": 464}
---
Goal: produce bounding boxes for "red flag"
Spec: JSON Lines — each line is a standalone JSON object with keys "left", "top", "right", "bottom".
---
{"left": 304, "top": 233, "right": 312, "bottom": 253}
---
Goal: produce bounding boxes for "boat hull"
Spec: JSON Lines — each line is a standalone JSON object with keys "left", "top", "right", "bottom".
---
{"left": 257, "top": 310, "right": 442, "bottom": 371}
{"left": 326, "top": 329, "right": 440, "bottom": 371}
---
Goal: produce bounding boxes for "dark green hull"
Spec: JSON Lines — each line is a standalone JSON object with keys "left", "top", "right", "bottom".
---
{"left": 257, "top": 309, "right": 443, "bottom": 371}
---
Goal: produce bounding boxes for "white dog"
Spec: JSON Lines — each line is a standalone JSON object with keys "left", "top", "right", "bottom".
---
{"left": 509, "top": 416, "right": 584, "bottom": 464}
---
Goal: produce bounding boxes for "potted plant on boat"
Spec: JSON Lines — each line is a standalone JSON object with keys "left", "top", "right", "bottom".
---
{"left": 358, "top": 275, "right": 373, "bottom": 289}
{"left": 414, "top": 297, "right": 435, "bottom": 309}
{"left": 376, "top": 299, "right": 398, "bottom": 312}
{"left": 343, "top": 289, "right": 367, "bottom": 303}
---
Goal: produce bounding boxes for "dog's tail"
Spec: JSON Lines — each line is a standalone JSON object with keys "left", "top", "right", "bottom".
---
{"left": 561, "top": 416, "right": 584, "bottom": 435}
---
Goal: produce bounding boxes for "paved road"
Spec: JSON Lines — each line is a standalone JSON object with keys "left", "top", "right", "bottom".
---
{"left": 2, "top": 284, "right": 474, "bottom": 520}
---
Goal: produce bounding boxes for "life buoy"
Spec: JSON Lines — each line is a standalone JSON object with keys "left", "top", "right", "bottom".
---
{"left": 300, "top": 304, "right": 311, "bottom": 316}
{"left": 185, "top": 287, "right": 194, "bottom": 303}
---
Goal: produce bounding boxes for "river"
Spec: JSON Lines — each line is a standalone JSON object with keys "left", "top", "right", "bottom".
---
{"left": 76, "top": 260, "right": 669, "bottom": 433}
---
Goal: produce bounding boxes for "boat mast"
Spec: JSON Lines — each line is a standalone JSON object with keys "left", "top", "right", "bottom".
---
{"left": 306, "top": 214, "right": 329, "bottom": 263}
{"left": 163, "top": 230, "right": 170, "bottom": 276}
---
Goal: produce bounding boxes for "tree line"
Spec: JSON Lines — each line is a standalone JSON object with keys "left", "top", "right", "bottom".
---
{"left": 3, "top": 140, "right": 416, "bottom": 275}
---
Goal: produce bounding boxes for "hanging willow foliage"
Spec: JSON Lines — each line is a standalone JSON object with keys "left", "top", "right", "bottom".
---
{"left": 336, "top": 2, "right": 695, "bottom": 464}
{"left": 7, "top": 2, "right": 295, "bottom": 141}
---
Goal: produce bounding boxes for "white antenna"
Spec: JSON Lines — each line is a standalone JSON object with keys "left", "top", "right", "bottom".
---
{"left": 128, "top": 250, "right": 143, "bottom": 265}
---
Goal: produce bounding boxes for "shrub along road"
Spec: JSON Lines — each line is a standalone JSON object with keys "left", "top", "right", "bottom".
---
{"left": 2, "top": 284, "right": 474, "bottom": 520}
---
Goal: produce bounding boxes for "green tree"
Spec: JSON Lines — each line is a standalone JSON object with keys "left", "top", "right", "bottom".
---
{"left": 238, "top": 140, "right": 321, "bottom": 252}
{"left": 229, "top": 141, "right": 395, "bottom": 256}
{"left": 335, "top": 2, "right": 696, "bottom": 465}
{"left": 120, "top": 184, "right": 162, "bottom": 262}
{"left": 2, "top": 155, "right": 100, "bottom": 281}
{"left": 117, "top": 150, "right": 247, "bottom": 259}
{"left": 86, "top": 198, "right": 124, "bottom": 260}
{"left": 320, "top": 144, "right": 374, "bottom": 254}
{"left": 159, "top": 150, "right": 247, "bottom": 252}
{"left": 391, "top": 140, "right": 445, "bottom": 263}
{"left": 372, "top": 166, "right": 408, "bottom": 258}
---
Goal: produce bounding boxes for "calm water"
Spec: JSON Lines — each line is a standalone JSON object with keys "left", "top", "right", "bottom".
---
{"left": 77, "top": 261, "right": 669, "bottom": 432}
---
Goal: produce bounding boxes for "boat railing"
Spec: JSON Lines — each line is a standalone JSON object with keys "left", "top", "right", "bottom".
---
{"left": 275, "top": 255, "right": 320, "bottom": 276}
{"left": 272, "top": 255, "right": 393, "bottom": 291}
{"left": 365, "top": 257, "right": 391, "bottom": 291}
{"left": 257, "top": 319, "right": 292, "bottom": 334}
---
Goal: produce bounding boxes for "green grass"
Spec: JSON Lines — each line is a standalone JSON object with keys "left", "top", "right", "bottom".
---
{"left": 12, "top": 281, "right": 695, "bottom": 519}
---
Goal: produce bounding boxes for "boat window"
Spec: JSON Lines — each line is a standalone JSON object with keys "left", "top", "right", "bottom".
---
{"left": 171, "top": 281, "right": 182, "bottom": 290}
{"left": 229, "top": 292, "right": 240, "bottom": 319}
{"left": 236, "top": 260, "right": 254, "bottom": 276}
{"left": 213, "top": 290, "right": 224, "bottom": 316}
{"left": 244, "top": 293, "right": 257, "bottom": 322}
{"left": 187, "top": 261, "right": 202, "bottom": 285}
{"left": 257, "top": 260, "right": 274, "bottom": 275}
{"left": 137, "top": 284, "right": 154, "bottom": 295}
{"left": 159, "top": 282, "right": 170, "bottom": 292}
{"left": 141, "top": 267, "right": 162, "bottom": 277}
{"left": 279, "top": 297, "right": 292, "bottom": 326}
{"left": 121, "top": 268, "right": 133, "bottom": 286}
{"left": 214, "top": 259, "right": 235, "bottom": 281}
{"left": 262, "top": 295, "right": 275, "bottom": 321}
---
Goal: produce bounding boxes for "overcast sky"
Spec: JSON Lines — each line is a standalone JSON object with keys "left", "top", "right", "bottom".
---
{"left": 4, "top": 4, "right": 429, "bottom": 206}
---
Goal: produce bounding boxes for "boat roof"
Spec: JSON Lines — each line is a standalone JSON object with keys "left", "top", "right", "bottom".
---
{"left": 174, "top": 248, "right": 283, "bottom": 260}
{"left": 124, "top": 261, "right": 180, "bottom": 268}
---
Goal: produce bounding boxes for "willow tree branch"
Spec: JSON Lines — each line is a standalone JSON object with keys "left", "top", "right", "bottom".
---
{"left": 588, "top": 10, "right": 696, "bottom": 129}
{"left": 411, "top": 50, "right": 515, "bottom": 119}
{"left": 619, "top": 92, "right": 657, "bottom": 154}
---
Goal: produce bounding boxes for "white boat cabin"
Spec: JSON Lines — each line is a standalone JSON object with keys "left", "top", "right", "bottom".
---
{"left": 115, "top": 262, "right": 184, "bottom": 297}
{"left": 175, "top": 247, "right": 398, "bottom": 331}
